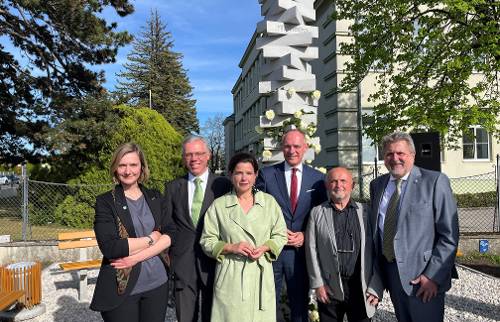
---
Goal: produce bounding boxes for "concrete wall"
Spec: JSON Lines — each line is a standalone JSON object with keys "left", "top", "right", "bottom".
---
{"left": 1, "top": 236, "right": 498, "bottom": 266}
{"left": 0, "top": 242, "right": 102, "bottom": 265}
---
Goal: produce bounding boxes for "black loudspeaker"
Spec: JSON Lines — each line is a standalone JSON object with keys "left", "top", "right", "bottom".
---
{"left": 410, "top": 132, "right": 441, "bottom": 172}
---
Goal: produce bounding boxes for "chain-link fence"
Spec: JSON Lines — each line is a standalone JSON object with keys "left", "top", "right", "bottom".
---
{"left": 356, "top": 160, "right": 500, "bottom": 234}
{"left": 0, "top": 160, "right": 499, "bottom": 241}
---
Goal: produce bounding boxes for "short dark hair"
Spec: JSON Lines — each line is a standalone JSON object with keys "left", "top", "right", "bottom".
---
{"left": 227, "top": 152, "right": 258, "bottom": 174}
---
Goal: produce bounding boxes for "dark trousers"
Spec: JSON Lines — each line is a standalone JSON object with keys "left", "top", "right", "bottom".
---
{"left": 101, "top": 282, "right": 168, "bottom": 322}
{"left": 318, "top": 275, "right": 370, "bottom": 322}
{"left": 175, "top": 277, "right": 213, "bottom": 322}
{"left": 274, "top": 248, "right": 309, "bottom": 322}
{"left": 382, "top": 259, "right": 445, "bottom": 322}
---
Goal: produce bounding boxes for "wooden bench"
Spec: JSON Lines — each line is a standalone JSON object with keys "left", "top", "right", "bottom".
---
{"left": 0, "top": 290, "right": 24, "bottom": 311}
{"left": 58, "top": 230, "right": 101, "bottom": 301}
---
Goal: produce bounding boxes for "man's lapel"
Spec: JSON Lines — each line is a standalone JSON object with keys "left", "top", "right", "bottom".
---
{"left": 294, "top": 165, "right": 312, "bottom": 217}
{"left": 200, "top": 172, "right": 215, "bottom": 218}
{"left": 179, "top": 175, "right": 196, "bottom": 231}
{"left": 397, "top": 166, "right": 421, "bottom": 228}
{"left": 373, "top": 175, "right": 390, "bottom": 237}
{"left": 274, "top": 162, "right": 293, "bottom": 216}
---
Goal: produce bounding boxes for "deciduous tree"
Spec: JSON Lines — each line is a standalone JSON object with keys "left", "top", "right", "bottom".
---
{"left": 202, "top": 113, "right": 225, "bottom": 172}
{"left": 334, "top": 0, "right": 499, "bottom": 144}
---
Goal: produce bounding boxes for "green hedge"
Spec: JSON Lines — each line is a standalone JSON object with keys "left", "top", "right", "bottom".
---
{"left": 454, "top": 191, "right": 496, "bottom": 208}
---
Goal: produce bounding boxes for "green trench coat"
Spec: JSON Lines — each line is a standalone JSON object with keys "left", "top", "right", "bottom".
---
{"left": 200, "top": 191, "right": 287, "bottom": 322}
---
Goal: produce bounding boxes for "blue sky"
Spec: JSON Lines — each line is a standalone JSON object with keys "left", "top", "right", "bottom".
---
{"left": 99, "top": 0, "right": 262, "bottom": 125}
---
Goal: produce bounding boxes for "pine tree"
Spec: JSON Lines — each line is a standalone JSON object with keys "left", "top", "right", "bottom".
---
{"left": 0, "top": 0, "right": 134, "bottom": 162}
{"left": 116, "top": 10, "right": 198, "bottom": 135}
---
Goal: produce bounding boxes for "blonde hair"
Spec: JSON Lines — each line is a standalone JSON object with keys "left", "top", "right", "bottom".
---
{"left": 109, "top": 143, "right": 150, "bottom": 184}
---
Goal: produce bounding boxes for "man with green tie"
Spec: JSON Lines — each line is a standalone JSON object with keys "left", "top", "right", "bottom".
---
{"left": 164, "top": 135, "right": 231, "bottom": 322}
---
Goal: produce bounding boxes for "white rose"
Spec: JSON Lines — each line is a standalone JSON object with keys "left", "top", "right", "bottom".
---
{"left": 305, "top": 159, "right": 312, "bottom": 164}
{"left": 255, "top": 126, "right": 263, "bottom": 134}
{"left": 265, "top": 110, "right": 275, "bottom": 121}
{"left": 299, "top": 121, "right": 308, "bottom": 131}
{"left": 316, "top": 167, "right": 327, "bottom": 174}
{"left": 307, "top": 125, "right": 317, "bottom": 136}
{"left": 310, "top": 90, "right": 321, "bottom": 100}
{"left": 287, "top": 87, "right": 296, "bottom": 96}
{"left": 293, "top": 110, "right": 303, "bottom": 119}
{"left": 309, "top": 310, "right": 320, "bottom": 321}
{"left": 262, "top": 150, "right": 273, "bottom": 159}
{"left": 313, "top": 143, "right": 321, "bottom": 154}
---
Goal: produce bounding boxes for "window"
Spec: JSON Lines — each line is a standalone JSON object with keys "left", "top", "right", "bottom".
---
{"left": 361, "top": 111, "right": 383, "bottom": 163}
{"left": 463, "top": 127, "right": 490, "bottom": 160}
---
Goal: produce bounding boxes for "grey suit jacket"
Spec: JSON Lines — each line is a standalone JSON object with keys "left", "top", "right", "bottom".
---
{"left": 369, "top": 166, "right": 459, "bottom": 295}
{"left": 305, "top": 201, "right": 383, "bottom": 318}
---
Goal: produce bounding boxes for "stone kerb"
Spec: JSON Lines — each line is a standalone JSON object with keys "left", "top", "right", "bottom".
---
{"left": 256, "top": 0, "right": 320, "bottom": 164}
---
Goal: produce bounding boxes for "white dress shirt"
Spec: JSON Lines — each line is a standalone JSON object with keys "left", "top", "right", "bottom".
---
{"left": 188, "top": 169, "right": 209, "bottom": 218}
{"left": 284, "top": 162, "right": 303, "bottom": 199}
{"left": 377, "top": 171, "right": 410, "bottom": 238}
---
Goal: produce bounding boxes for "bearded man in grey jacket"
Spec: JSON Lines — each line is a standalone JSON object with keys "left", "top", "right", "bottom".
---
{"left": 305, "top": 167, "right": 383, "bottom": 322}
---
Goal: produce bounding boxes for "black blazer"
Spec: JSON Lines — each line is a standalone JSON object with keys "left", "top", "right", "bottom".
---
{"left": 90, "top": 185, "right": 172, "bottom": 312}
{"left": 164, "top": 172, "right": 231, "bottom": 289}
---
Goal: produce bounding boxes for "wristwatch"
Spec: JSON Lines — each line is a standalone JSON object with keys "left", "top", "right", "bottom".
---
{"left": 146, "top": 235, "right": 154, "bottom": 247}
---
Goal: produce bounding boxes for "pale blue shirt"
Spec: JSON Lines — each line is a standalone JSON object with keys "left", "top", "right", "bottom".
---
{"left": 377, "top": 171, "right": 411, "bottom": 239}
{"left": 188, "top": 169, "right": 209, "bottom": 218}
{"left": 284, "top": 162, "right": 303, "bottom": 199}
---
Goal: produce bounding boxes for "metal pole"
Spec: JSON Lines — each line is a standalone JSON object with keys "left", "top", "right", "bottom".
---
{"left": 357, "top": 84, "right": 364, "bottom": 200}
{"left": 496, "top": 154, "right": 499, "bottom": 232}
{"left": 149, "top": 89, "right": 152, "bottom": 109}
{"left": 21, "top": 162, "right": 29, "bottom": 241}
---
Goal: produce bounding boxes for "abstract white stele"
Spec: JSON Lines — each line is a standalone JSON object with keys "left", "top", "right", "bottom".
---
{"left": 255, "top": 0, "right": 320, "bottom": 164}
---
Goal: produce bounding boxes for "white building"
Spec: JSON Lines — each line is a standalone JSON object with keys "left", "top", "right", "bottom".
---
{"left": 225, "top": 0, "right": 499, "bottom": 191}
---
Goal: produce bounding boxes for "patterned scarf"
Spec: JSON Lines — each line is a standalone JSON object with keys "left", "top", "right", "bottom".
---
{"left": 112, "top": 189, "right": 132, "bottom": 295}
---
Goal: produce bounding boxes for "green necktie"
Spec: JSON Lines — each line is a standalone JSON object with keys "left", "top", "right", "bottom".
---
{"left": 191, "top": 177, "right": 204, "bottom": 226}
{"left": 383, "top": 179, "right": 403, "bottom": 262}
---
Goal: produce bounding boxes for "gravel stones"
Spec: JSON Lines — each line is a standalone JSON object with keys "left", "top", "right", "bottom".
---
{"left": 28, "top": 264, "right": 499, "bottom": 322}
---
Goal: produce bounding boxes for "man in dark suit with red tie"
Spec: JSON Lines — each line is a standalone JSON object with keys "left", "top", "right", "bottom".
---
{"left": 164, "top": 135, "right": 231, "bottom": 322}
{"left": 256, "top": 129, "right": 327, "bottom": 322}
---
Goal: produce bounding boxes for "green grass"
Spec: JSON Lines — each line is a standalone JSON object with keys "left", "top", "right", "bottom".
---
{"left": 0, "top": 216, "right": 79, "bottom": 241}
{"left": 458, "top": 251, "right": 500, "bottom": 266}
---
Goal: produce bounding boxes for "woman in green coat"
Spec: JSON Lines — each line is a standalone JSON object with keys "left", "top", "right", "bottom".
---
{"left": 200, "top": 152, "right": 287, "bottom": 322}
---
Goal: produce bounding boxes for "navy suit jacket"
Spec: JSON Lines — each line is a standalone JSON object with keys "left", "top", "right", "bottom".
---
{"left": 256, "top": 162, "right": 327, "bottom": 233}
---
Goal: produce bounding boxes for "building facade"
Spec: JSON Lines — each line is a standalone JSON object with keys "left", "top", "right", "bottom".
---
{"left": 225, "top": 0, "right": 499, "bottom": 191}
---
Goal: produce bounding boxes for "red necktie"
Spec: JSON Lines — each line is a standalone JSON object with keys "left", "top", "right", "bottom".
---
{"left": 290, "top": 168, "right": 298, "bottom": 214}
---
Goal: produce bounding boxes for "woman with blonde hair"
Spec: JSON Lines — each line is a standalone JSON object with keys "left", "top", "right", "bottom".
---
{"left": 90, "top": 143, "right": 173, "bottom": 322}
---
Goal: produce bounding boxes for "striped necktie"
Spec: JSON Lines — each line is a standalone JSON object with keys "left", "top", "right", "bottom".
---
{"left": 382, "top": 179, "right": 402, "bottom": 262}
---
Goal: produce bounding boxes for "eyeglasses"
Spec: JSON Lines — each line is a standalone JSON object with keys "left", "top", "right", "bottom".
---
{"left": 184, "top": 152, "right": 207, "bottom": 159}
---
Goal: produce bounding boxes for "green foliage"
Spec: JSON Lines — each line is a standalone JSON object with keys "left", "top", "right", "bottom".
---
{"left": 459, "top": 251, "right": 500, "bottom": 265}
{"left": 54, "top": 195, "right": 95, "bottom": 229}
{"left": 334, "top": 0, "right": 500, "bottom": 145}
{"left": 454, "top": 191, "right": 496, "bottom": 208}
{"left": 116, "top": 10, "right": 198, "bottom": 135}
{"left": 0, "top": 0, "right": 134, "bottom": 162}
{"left": 51, "top": 105, "right": 184, "bottom": 228}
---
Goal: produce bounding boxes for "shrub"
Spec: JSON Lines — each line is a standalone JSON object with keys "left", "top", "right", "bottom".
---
{"left": 454, "top": 191, "right": 496, "bottom": 208}
{"left": 53, "top": 105, "right": 185, "bottom": 228}
{"left": 54, "top": 195, "right": 95, "bottom": 228}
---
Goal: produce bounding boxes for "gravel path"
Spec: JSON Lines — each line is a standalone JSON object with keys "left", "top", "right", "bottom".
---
{"left": 26, "top": 264, "right": 499, "bottom": 322}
